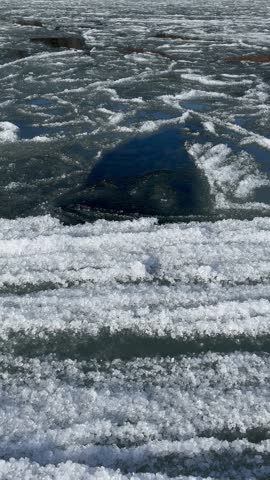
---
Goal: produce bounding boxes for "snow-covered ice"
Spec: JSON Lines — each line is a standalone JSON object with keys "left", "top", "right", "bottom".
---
{"left": 0, "top": 122, "right": 19, "bottom": 142}
{"left": 0, "top": 215, "right": 269, "bottom": 478}
{"left": 0, "top": 0, "right": 270, "bottom": 217}
{"left": 1, "top": 0, "right": 270, "bottom": 478}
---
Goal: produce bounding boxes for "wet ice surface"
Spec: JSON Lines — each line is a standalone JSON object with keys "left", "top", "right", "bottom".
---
{"left": 1, "top": 0, "right": 270, "bottom": 220}
{"left": 1, "top": 0, "right": 270, "bottom": 478}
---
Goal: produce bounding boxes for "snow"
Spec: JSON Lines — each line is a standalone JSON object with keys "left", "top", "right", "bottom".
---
{"left": 181, "top": 73, "right": 252, "bottom": 87}
{"left": 0, "top": 213, "right": 269, "bottom": 479}
{"left": 187, "top": 142, "right": 270, "bottom": 209}
{"left": 0, "top": 353, "right": 270, "bottom": 479}
{"left": 0, "top": 215, "right": 270, "bottom": 341}
{"left": 0, "top": 122, "right": 19, "bottom": 142}
{"left": 0, "top": 351, "right": 269, "bottom": 479}
{"left": 0, "top": 461, "right": 215, "bottom": 480}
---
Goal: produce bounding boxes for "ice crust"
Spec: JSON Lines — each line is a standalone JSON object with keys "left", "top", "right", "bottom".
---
{"left": 0, "top": 215, "right": 270, "bottom": 341}
{"left": 0, "top": 214, "right": 270, "bottom": 479}
{"left": 0, "top": 352, "right": 270, "bottom": 479}
{"left": 0, "top": 462, "right": 216, "bottom": 480}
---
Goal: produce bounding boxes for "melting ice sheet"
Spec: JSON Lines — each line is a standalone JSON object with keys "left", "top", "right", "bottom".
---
{"left": 1, "top": 0, "right": 270, "bottom": 478}
{"left": 0, "top": 0, "right": 270, "bottom": 219}
{"left": 0, "top": 215, "right": 270, "bottom": 479}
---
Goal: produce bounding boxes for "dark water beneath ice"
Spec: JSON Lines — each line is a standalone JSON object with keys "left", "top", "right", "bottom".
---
{"left": 58, "top": 125, "right": 212, "bottom": 221}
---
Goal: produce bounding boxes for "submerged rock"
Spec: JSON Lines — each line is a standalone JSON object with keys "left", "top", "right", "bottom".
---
{"left": 61, "top": 172, "right": 181, "bottom": 216}
{"left": 225, "top": 54, "right": 270, "bottom": 63}
{"left": 30, "top": 34, "right": 87, "bottom": 50}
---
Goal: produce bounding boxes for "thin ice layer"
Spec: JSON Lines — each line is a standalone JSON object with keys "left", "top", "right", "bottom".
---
{"left": 0, "top": 0, "right": 270, "bottom": 217}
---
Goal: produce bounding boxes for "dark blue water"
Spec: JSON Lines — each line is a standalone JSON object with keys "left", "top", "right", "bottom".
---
{"left": 58, "top": 126, "right": 212, "bottom": 219}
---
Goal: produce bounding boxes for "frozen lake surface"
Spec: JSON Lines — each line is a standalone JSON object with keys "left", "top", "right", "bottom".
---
{"left": 1, "top": 0, "right": 270, "bottom": 478}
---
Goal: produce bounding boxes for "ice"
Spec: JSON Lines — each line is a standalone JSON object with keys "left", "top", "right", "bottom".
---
{"left": 181, "top": 73, "right": 252, "bottom": 87}
{"left": 160, "top": 90, "right": 230, "bottom": 102}
{"left": 0, "top": 352, "right": 269, "bottom": 478}
{"left": 0, "top": 461, "right": 215, "bottom": 480}
{"left": 0, "top": 215, "right": 270, "bottom": 343}
{"left": 1, "top": 0, "right": 270, "bottom": 478}
{"left": 137, "top": 113, "right": 187, "bottom": 133}
{"left": 0, "top": 122, "right": 19, "bottom": 142}
{"left": 187, "top": 142, "right": 270, "bottom": 209}
{"left": 202, "top": 121, "right": 216, "bottom": 134}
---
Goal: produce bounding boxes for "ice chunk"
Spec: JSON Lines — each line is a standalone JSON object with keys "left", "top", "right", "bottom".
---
{"left": 0, "top": 122, "right": 19, "bottom": 142}
{"left": 187, "top": 142, "right": 270, "bottom": 209}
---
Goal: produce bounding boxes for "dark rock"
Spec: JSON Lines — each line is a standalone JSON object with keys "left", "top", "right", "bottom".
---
{"left": 15, "top": 18, "right": 43, "bottom": 27}
{"left": 225, "top": 54, "right": 270, "bottom": 63}
{"left": 30, "top": 35, "right": 87, "bottom": 50}
{"left": 119, "top": 47, "right": 173, "bottom": 59}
